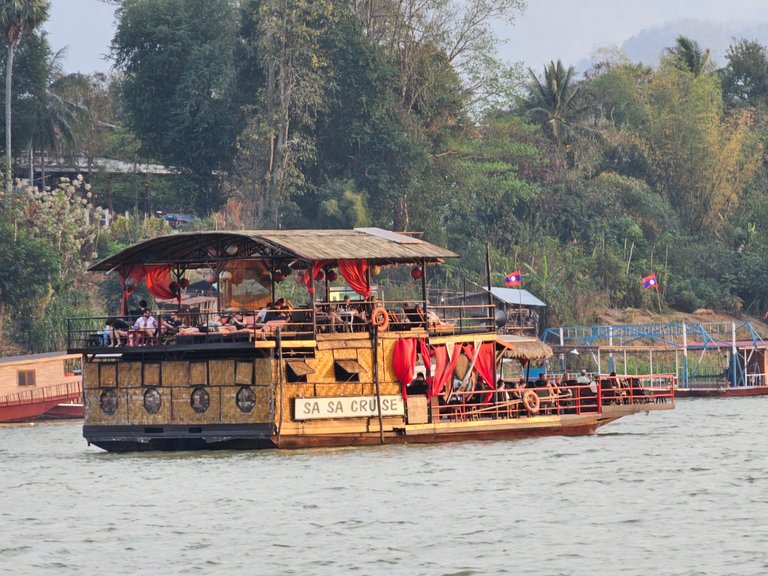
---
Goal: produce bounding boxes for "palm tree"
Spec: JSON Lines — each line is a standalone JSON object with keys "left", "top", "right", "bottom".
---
{"left": 0, "top": 0, "right": 50, "bottom": 197}
{"left": 665, "top": 35, "right": 711, "bottom": 76}
{"left": 524, "top": 59, "right": 602, "bottom": 167}
{"left": 25, "top": 46, "right": 88, "bottom": 188}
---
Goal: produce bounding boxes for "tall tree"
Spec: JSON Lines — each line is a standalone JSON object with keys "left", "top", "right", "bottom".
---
{"left": 664, "top": 35, "right": 711, "bottom": 77}
{"left": 235, "top": 0, "right": 336, "bottom": 226}
{"left": 112, "top": 0, "right": 240, "bottom": 213}
{"left": 0, "top": 0, "right": 49, "bottom": 198}
{"left": 720, "top": 38, "right": 768, "bottom": 111}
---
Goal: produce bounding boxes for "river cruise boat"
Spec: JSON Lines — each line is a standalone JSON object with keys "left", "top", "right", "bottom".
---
{"left": 67, "top": 228, "right": 674, "bottom": 451}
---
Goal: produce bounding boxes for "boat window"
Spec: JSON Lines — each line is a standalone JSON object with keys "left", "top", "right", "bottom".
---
{"left": 334, "top": 359, "right": 366, "bottom": 382}
{"left": 17, "top": 370, "right": 36, "bottom": 387}
{"left": 286, "top": 360, "right": 314, "bottom": 383}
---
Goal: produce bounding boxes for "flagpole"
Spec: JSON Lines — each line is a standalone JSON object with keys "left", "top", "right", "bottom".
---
{"left": 485, "top": 243, "right": 493, "bottom": 328}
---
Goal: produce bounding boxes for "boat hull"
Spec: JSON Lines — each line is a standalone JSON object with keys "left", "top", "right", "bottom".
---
{"left": 675, "top": 385, "right": 768, "bottom": 398}
{"left": 83, "top": 408, "right": 673, "bottom": 451}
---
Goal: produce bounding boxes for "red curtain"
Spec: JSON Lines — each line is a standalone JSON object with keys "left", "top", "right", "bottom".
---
{"left": 429, "top": 343, "right": 463, "bottom": 398}
{"left": 145, "top": 265, "right": 175, "bottom": 300}
{"left": 473, "top": 342, "right": 498, "bottom": 403}
{"left": 338, "top": 259, "right": 371, "bottom": 298}
{"left": 419, "top": 340, "right": 432, "bottom": 380}
{"left": 118, "top": 265, "right": 146, "bottom": 315}
{"left": 393, "top": 338, "right": 418, "bottom": 400}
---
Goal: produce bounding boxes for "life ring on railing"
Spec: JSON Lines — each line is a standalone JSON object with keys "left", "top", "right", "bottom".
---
{"left": 370, "top": 306, "right": 390, "bottom": 332}
{"left": 523, "top": 390, "right": 540, "bottom": 415}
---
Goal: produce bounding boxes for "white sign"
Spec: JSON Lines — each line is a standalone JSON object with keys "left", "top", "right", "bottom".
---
{"left": 295, "top": 395, "right": 404, "bottom": 420}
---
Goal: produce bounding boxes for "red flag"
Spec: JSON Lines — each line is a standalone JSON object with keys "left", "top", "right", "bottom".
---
{"left": 505, "top": 270, "right": 522, "bottom": 287}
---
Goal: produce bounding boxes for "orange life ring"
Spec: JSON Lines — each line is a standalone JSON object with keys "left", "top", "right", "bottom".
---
{"left": 370, "top": 306, "right": 390, "bottom": 332}
{"left": 523, "top": 390, "right": 540, "bottom": 414}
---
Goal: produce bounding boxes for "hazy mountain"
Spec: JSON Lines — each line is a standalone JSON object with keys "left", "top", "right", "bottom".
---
{"left": 572, "top": 18, "right": 768, "bottom": 74}
{"left": 622, "top": 18, "right": 768, "bottom": 68}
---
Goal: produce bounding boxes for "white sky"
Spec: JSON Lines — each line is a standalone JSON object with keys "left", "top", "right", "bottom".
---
{"left": 43, "top": 0, "right": 768, "bottom": 75}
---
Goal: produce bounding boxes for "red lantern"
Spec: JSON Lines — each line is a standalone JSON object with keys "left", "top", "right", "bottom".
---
{"left": 179, "top": 278, "right": 190, "bottom": 289}
{"left": 411, "top": 266, "right": 423, "bottom": 280}
{"left": 314, "top": 270, "right": 325, "bottom": 282}
{"left": 327, "top": 270, "right": 338, "bottom": 282}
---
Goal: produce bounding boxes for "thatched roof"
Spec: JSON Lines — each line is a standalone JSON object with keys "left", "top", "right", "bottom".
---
{"left": 496, "top": 335, "right": 553, "bottom": 361}
{"left": 89, "top": 228, "right": 458, "bottom": 273}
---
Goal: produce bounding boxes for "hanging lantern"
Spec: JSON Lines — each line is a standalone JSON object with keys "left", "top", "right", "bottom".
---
{"left": 204, "top": 270, "right": 217, "bottom": 284}
{"left": 179, "top": 278, "right": 190, "bottom": 289}
{"left": 225, "top": 244, "right": 239, "bottom": 256}
{"left": 326, "top": 269, "right": 338, "bottom": 282}
{"left": 370, "top": 264, "right": 381, "bottom": 276}
{"left": 315, "top": 269, "right": 325, "bottom": 282}
{"left": 219, "top": 271, "right": 233, "bottom": 281}
{"left": 411, "top": 266, "right": 423, "bottom": 280}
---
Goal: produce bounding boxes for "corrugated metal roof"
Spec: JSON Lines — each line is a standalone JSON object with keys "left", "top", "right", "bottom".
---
{"left": 487, "top": 287, "right": 547, "bottom": 307}
{"left": 89, "top": 228, "right": 457, "bottom": 272}
{"left": 444, "top": 288, "right": 547, "bottom": 307}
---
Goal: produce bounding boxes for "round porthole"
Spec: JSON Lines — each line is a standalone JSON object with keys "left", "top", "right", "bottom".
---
{"left": 143, "top": 387, "right": 162, "bottom": 414}
{"left": 236, "top": 386, "right": 256, "bottom": 413}
{"left": 190, "top": 386, "right": 210, "bottom": 413}
{"left": 99, "top": 389, "right": 118, "bottom": 415}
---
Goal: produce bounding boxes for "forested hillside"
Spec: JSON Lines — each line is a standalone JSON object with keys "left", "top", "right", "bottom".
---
{"left": 2, "top": 0, "right": 768, "bottom": 353}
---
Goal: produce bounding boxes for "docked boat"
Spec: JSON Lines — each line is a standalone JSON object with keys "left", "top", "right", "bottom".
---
{"left": 0, "top": 352, "right": 83, "bottom": 423}
{"left": 542, "top": 321, "right": 768, "bottom": 397}
{"left": 67, "top": 228, "right": 674, "bottom": 451}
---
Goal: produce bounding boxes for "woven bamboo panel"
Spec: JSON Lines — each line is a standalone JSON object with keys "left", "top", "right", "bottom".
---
{"left": 170, "top": 386, "right": 222, "bottom": 424}
{"left": 235, "top": 361, "right": 253, "bottom": 385}
{"left": 254, "top": 385, "right": 273, "bottom": 421}
{"left": 190, "top": 362, "right": 207, "bottom": 385}
{"left": 100, "top": 363, "right": 117, "bottom": 387}
{"left": 312, "top": 349, "right": 335, "bottom": 383}
{"left": 162, "top": 361, "right": 190, "bottom": 386}
{"left": 377, "top": 381, "right": 401, "bottom": 396}
{"left": 84, "top": 388, "right": 128, "bottom": 424}
{"left": 277, "top": 383, "right": 314, "bottom": 415}
{"left": 254, "top": 358, "right": 272, "bottom": 386}
{"left": 118, "top": 362, "right": 141, "bottom": 387}
{"left": 143, "top": 363, "right": 161, "bottom": 386}
{"left": 220, "top": 385, "right": 273, "bottom": 423}
{"left": 209, "top": 359, "right": 235, "bottom": 386}
{"left": 380, "top": 340, "right": 396, "bottom": 382}
{"left": 333, "top": 347, "right": 359, "bottom": 360}
{"left": 126, "top": 386, "right": 172, "bottom": 425}
{"left": 84, "top": 362, "right": 99, "bottom": 388}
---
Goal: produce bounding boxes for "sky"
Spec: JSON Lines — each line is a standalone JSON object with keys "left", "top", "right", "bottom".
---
{"left": 43, "top": 0, "right": 768, "bottom": 75}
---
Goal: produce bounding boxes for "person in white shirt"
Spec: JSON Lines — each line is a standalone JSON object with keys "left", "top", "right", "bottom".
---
{"left": 133, "top": 308, "right": 158, "bottom": 337}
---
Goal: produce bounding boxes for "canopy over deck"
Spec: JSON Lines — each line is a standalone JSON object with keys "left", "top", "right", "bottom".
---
{"left": 89, "top": 228, "right": 458, "bottom": 272}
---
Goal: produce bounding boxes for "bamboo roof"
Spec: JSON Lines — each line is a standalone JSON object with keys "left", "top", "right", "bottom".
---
{"left": 496, "top": 335, "right": 553, "bottom": 361}
{"left": 89, "top": 228, "right": 458, "bottom": 272}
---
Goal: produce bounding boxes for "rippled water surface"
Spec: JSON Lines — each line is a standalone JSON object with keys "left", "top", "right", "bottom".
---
{"left": 1, "top": 398, "right": 767, "bottom": 576}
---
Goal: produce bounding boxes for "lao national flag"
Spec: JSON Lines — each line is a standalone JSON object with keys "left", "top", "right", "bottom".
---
{"left": 642, "top": 273, "right": 658, "bottom": 289}
{"left": 505, "top": 270, "right": 522, "bottom": 287}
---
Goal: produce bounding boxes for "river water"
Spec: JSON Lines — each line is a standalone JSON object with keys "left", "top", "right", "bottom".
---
{"left": 1, "top": 398, "right": 766, "bottom": 576}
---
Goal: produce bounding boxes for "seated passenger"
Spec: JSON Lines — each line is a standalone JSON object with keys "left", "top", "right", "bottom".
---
{"left": 105, "top": 316, "right": 130, "bottom": 347}
{"left": 133, "top": 309, "right": 158, "bottom": 337}
{"left": 257, "top": 298, "right": 293, "bottom": 333}
{"left": 408, "top": 373, "right": 429, "bottom": 395}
